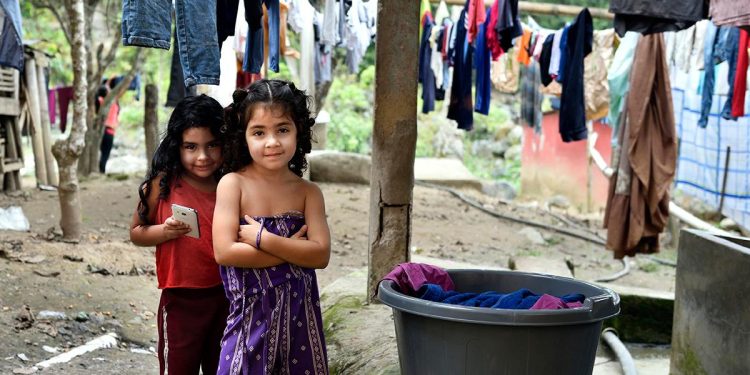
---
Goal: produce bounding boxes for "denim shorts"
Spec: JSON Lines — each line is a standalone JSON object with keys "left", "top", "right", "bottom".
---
{"left": 122, "top": 0, "right": 220, "bottom": 86}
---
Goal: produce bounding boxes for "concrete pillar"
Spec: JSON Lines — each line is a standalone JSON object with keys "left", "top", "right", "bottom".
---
{"left": 670, "top": 229, "right": 750, "bottom": 374}
{"left": 367, "top": 0, "right": 419, "bottom": 300}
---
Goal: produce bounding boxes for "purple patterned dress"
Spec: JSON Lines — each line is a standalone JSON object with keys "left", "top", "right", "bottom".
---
{"left": 217, "top": 212, "right": 328, "bottom": 375}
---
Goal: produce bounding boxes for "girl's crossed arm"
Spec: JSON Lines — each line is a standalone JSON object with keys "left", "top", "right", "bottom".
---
{"left": 130, "top": 176, "right": 191, "bottom": 246}
{"left": 244, "top": 182, "right": 331, "bottom": 269}
{"left": 212, "top": 173, "right": 287, "bottom": 268}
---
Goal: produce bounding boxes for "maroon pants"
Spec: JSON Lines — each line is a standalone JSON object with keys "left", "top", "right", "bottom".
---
{"left": 157, "top": 285, "right": 229, "bottom": 375}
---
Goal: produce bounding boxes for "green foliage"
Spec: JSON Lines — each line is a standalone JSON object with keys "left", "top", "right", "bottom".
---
{"left": 325, "top": 66, "right": 375, "bottom": 154}
{"left": 21, "top": 3, "right": 72, "bottom": 86}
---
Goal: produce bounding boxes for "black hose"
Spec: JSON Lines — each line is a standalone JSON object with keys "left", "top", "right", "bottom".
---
{"left": 415, "top": 181, "right": 607, "bottom": 246}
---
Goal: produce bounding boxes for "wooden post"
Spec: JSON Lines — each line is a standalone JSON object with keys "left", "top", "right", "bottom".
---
{"left": 367, "top": 0, "right": 420, "bottom": 301}
{"left": 143, "top": 83, "right": 159, "bottom": 165}
{"left": 586, "top": 121, "right": 593, "bottom": 212}
{"left": 35, "top": 51, "right": 59, "bottom": 186}
{"left": 24, "top": 56, "right": 49, "bottom": 186}
{"left": 2, "top": 117, "right": 23, "bottom": 190}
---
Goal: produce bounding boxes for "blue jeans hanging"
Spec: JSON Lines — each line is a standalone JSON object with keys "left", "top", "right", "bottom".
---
{"left": 122, "top": 0, "right": 220, "bottom": 86}
{"left": 699, "top": 24, "right": 740, "bottom": 128}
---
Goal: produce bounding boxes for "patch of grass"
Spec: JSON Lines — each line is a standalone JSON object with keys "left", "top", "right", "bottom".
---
{"left": 639, "top": 262, "right": 660, "bottom": 273}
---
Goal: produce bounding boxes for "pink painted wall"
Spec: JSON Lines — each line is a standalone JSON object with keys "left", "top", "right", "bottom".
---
{"left": 520, "top": 112, "right": 613, "bottom": 211}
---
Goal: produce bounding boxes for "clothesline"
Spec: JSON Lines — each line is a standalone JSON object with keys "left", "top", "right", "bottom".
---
{"left": 433, "top": 0, "right": 614, "bottom": 20}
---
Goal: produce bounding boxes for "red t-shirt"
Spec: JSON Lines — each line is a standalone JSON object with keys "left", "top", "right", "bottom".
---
{"left": 154, "top": 178, "right": 221, "bottom": 289}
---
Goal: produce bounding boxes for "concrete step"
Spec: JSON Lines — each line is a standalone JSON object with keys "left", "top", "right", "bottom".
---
{"left": 414, "top": 157, "right": 482, "bottom": 191}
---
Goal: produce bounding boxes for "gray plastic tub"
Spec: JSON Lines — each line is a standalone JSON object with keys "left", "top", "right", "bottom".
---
{"left": 378, "top": 269, "right": 620, "bottom": 375}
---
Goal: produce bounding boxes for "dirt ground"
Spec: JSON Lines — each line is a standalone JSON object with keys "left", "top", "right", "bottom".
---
{"left": 0, "top": 174, "right": 678, "bottom": 374}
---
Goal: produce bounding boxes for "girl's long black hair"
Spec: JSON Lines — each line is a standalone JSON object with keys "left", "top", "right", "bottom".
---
{"left": 136, "top": 94, "right": 225, "bottom": 222}
{"left": 223, "top": 79, "right": 314, "bottom": 176}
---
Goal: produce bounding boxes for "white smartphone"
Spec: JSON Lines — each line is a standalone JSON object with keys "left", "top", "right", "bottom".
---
{"left": 171, "top": 204, "right": 200, "bottom": 239}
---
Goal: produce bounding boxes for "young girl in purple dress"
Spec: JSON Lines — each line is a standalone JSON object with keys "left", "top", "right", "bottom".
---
{"left": 212, "top": 79, "right": 330, "bottom": 375}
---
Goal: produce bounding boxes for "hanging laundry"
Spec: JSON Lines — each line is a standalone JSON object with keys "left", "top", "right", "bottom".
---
{"left": 698, "top": 23, "right": 740, "bottom": 128}
{"left": 609, "top": 0, "right": 705, "bottom": 37}
{"left": 344, "top": 0, "right": 374, "bottom": 73}
{"left": 732, "top": 29, "right": 749, "bottom": 117}
{"left": 217, "top": 0, "right": 241, "bottom": 47}
{"left": 607, "top": 32, "right": 639, "bottom": 145}
{"left": 265, "top": 0, "right": 282, "bottom": 73}
{"left": 448, "top": 9, "right": 474, "bottom": 131}
{"left": 490, "top": 50, "right": 520, "bottom": 94}
{"left": 558, "top": 9, "right": 592, "bottom": 143}
{"left": 288, "top": 0, "right": 315, "bottom": 95}
{"left": 419, "top": 0, "right": 432, "bottom": 41}
{"left": 486, "top": 0, "right": 503, "bottom": 60}
{"left": 604, "top": 33, "right": 677, "bottom": 260}
{"left": 437, "top": 22, "right": 453, "bottom": 93}
{"left": 516, "top": 28, "right": 533, "bottom": 66}
{"left": 320, "top": 0, "right": 339, "bottom": 47}
{"left": 467, "top": 0, "right": 487, "bottom": 44}
{"left": 48, "top": 89, "right": 56, "bottom": 125}
{"left": 536, "top": 30, "right": 562, "bottom": 97}
{"left": 56, "top": 86, "right": 74, "bottom": 133}
{"left": 0, "top": 0, "right": 23, "bottom": 71}
{"left": 664, "top": 20, "right": 709, "bottom": 73}
{"left": 520, "top": 61, "right": 542, "bottom": 133}
{"left": 494, "top": 0, "right": 522, "bottom": 53}
{"left": 429, "top": 22, "right": 446, "bottom": 100}
{"left": 419, "top": 14, "right": 437, "bottom": 114}
{"left": 122, "top": 0, "right": 220, "bottom": 86}
{"left": 474, "top": 8, "right": 492, "bottom": 115}
{"left": 547, "top": 28, "right": 564, "bottom": 80}
{"left": 710, "top": 0, "right": 750, "bottom": 29}
{"left": 166, "top": 28, "right": 197, "bottom": 107}
{"left": 583, "top": 29, "right": 615, "bottom": 121}
{"left": 556, "top": 25, "right": 570, "bottom": 83}
{"left": 108, "top": 74, "right": 142, "bottom": 101}
{"left": 433, "top": 0, "right": 450, "bottom": 28}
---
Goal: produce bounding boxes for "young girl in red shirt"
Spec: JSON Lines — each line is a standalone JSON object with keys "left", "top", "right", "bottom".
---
{"left": 129, "top": 94, "right": 228, "bottom": 375}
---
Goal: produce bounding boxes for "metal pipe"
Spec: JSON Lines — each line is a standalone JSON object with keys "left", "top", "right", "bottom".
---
{"left": 601, "top": 328, "right": 638, "bottom": 375}
{"left": 718, "top": 146, "right": 731, "bottom": 213}
{"left": 588, "top": 131, "right": 734, "bottom": 237}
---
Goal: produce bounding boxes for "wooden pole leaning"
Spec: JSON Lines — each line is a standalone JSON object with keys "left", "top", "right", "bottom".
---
{"left": 367, "top": 0, "right": 420, "bottom": 301}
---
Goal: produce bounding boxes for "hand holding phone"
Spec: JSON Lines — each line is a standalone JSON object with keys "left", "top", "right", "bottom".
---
{"left": 171, "top": 204, "right": 200, "bottom": 239}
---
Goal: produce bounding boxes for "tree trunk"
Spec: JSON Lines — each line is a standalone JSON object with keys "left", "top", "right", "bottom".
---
{"left": 78, "top": 106, "right": 98, "bottom": 175}
{"left": 52, "top": 0, "right": 88, "bottom": 242}
{"left": 366, "top": 0, "right": 419, "bottom": 301}
{"left": 144, "top": 83, "right": 159, "bottom": 166}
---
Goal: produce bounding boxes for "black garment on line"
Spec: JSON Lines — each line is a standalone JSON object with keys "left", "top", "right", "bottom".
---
{"left": 609, "top": 0, "right": 706, "bottom": 37}
{"left": 538, "top": 33, "right": 555, "bottom": 86}
{"left": 447, "top": 10, "right": 474, "bottom": 131}
{"left": 217, "top": 0, "right": 241, "bottom": 46}
{"left": 494, "top": 0, "right": 523, "bottom": 52}
{"left": 166, "top": 28, "right": 197, "bottom": 107}
{"left": 559, "top": 8, "right": 592, "bottom": 143}
{"left": 244, "top": 0, "right": 263, "bottom": 30}
{"left": 419, "top": 17, "right": 436, "bottom": 114}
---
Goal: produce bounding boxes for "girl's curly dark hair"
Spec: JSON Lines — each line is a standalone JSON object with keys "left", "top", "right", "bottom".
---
{"left": 222, "top": 79, "right": 314, "bottom": 176}
{"left": 137, "top": 94, "right": 225, "bottom": 222}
